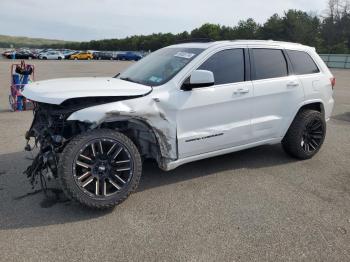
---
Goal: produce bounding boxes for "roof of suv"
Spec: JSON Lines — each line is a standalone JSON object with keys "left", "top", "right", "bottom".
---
{"left": 170, "top": 40, "right": 311, "bottom": 50}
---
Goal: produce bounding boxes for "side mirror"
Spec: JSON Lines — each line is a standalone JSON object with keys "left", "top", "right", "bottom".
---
{"left": 182, "top": 70, "right": 215, "bottom": 90}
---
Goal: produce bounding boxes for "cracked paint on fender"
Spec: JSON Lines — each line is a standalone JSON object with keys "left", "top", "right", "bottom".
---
{"left": 67, "top": 94, "right": 178, "bottom": 160}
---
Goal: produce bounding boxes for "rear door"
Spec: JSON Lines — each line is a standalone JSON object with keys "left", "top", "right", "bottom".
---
{"left": 250, "top": 47, "right": 304, "bottom": 141}
{"left": 285, "top": 49, "right": 325, "bottom": 104}
{"left": 176, "top": 48, "right": 254, "bottom": 158}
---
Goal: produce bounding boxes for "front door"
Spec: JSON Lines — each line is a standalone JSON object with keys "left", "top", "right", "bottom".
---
{"left": 176, "top": 48, "right": 254, "bottom": 158}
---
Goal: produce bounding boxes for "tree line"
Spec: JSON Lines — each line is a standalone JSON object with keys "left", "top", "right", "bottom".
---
{"left": 31, "top": 1, "right": 350, "bottom": 54}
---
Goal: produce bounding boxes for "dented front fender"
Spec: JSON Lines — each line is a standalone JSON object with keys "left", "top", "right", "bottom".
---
{"left": 67, "top": 95, "right": 178, "bottom": 161}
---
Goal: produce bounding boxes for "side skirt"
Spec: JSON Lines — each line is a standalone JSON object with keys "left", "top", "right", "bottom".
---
{"left": 163, "top": 137, "right": 282, "bottom": 171}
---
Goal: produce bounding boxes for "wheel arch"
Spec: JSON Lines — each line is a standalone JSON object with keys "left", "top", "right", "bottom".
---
{"left": 283, "top": 100, "right": 325, "bottom": 138}
{"left": 297, "top": 101, "right": 325, "bottom": 118}
{"left": 99, "top": 118, "right": 171, "bottom": 169}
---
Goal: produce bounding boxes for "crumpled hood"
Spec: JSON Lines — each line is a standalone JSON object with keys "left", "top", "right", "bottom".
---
{"left": 22, "top": 77, "right": 152, "bottom": 105}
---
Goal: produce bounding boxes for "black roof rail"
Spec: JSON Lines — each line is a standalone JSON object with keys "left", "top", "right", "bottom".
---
{"left": 175, "top": 38, "right": 214, "bottom": 44}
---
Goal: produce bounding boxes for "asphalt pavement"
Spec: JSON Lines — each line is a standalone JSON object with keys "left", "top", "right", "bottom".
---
{"left": 0, "top": 61, "right": 349, "bottom": 262}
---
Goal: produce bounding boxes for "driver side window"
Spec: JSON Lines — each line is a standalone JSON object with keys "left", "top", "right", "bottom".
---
{"left": 198, "top": 49, "right": 245, "bottom": 85}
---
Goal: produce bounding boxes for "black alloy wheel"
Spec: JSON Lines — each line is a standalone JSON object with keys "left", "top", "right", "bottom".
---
{"left": 282, "top": 109, "right": 326, "bottom": 160}
{"left": 58, "top": 129, "right": 142, "bottom": 209}
{"left": 301, "top": 118, "right": 324, "bottom": 153}
{"left": 73, "top": 138, "right": 133, "bottom": 198}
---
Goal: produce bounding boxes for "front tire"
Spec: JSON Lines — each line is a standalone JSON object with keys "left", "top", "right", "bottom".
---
{"left": 58, "top": 129, "right": 142, "bottom": 209}
{"left": 282, "top": 109, "right": 326, "bottom": 160}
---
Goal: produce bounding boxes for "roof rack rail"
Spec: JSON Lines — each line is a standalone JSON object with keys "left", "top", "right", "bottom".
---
{"left": 176, "top": 38, "right": 214, "bottom": 44}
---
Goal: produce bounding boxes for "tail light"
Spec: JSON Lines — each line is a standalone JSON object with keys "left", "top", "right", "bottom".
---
{"left": 330, "top": 77, "right": 336, "bottom": 89}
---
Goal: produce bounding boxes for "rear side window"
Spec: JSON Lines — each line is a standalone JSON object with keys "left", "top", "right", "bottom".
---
{"left": 252, "top": 49, "right": 288, "bottom": 80}
{"left": 199, "top": 49, "right": 245, "bottom": 85}
{"left": 287, "top": 50, "right": 320, "bottom": 75}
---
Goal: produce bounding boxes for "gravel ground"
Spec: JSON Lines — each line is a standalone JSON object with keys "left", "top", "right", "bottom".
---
{"left": 0, "top": 60, "right": 349, "bottom": 262}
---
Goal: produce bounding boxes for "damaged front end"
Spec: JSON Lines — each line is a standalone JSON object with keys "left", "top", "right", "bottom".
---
{"left": 24, "top": 92, "right": 179, "bottom": 190}
{"left": 24, "top": 101, "right": 92, "bottom": 188}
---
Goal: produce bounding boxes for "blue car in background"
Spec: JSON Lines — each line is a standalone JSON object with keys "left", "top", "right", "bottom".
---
{"left": 116, "top": 51, "right": 142, "bottom": 61}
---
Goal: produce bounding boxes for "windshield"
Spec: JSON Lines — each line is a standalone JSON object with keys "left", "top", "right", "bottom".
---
{"left": 117, "top": 47, "right": 204, "bottom": 86}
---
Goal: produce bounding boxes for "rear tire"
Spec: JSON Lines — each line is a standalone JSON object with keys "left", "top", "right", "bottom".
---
{"left": 282, "top": 109, "right": 326, "bottom": 160}
{"left": 58, "top": 129, "right": 142, "bottom": 209}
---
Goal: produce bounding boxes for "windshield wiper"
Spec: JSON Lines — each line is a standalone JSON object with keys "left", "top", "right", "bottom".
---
{"left": 120, "top": 77, "right": 140, "bottom": 84}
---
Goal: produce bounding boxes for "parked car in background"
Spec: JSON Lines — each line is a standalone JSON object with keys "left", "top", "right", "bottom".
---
{"left": 39, "top": 51, "right": 65, "bottom": 60}
{"left": 5, "top": 50, "right": 35, "bottom": 59}
{"left": 116, "top": 51, "right": 142, "bottom": 61}
{"left": 2, "top": 50, "right": 14, "bottom": 57}
{"left": 93, "top": 51, "right": 115, "bottom": 60}
{"left": 62, "top": 50, "right": 78, "bottom": 59}
{"left": 31, "top": 50, "right": 43, "bottom": 59}
{"left": 70, "top": 51, "right": 93, "bottom": 60}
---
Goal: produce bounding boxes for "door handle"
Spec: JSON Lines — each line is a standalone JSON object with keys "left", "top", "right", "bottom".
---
{"left": 287, "top": 81, "right": 299, "bottom": 88}
{"left": 233, "top": 88, "right": 250, "bottom": 95}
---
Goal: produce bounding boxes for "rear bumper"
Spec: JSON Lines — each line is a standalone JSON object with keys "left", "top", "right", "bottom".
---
{"left": 325, "top": 97, "right": 335, "bottom": 121}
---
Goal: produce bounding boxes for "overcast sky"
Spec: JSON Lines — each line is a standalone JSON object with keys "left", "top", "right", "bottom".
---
{"left": 0, "top": 0, "right": 328, "bottom": 41}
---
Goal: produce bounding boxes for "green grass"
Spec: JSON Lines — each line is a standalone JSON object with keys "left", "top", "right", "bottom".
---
{"left": 0, "top": 35, "right": 72, "bottom": 48}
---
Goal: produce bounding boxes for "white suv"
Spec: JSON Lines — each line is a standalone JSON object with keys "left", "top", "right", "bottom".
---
{"left": 23, "top": 40, "right": 335, "bottom": 209}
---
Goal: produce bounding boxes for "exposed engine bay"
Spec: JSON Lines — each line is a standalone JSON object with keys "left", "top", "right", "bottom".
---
{"left": 24, "top": 97, "right": 136, "bottom": 189}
